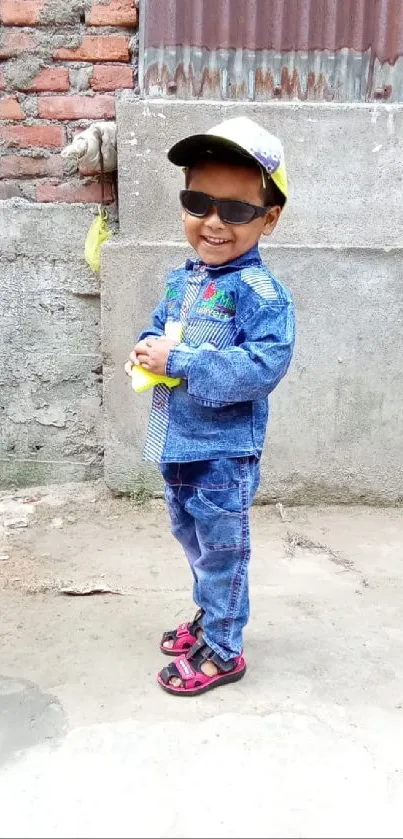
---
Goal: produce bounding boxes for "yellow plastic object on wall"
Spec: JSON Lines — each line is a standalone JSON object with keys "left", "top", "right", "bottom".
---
{"left": 85, "top": 208, "right": 112, "bottom": 273}
{"left": 125, "top": 320, "right": 183, "bottom": 393}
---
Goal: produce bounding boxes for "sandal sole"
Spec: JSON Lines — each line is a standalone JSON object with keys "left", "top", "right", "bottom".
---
{"left": 157, "top": 663, "right": 246, "bottom": 696}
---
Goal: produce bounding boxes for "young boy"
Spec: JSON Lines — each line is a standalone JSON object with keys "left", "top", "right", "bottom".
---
{"left": 129, "top": 116, "right": 295, "bottom": 696}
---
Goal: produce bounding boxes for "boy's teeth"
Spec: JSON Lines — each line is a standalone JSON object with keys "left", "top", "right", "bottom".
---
{"left": 205, "top": 237, "right": 227, "bottom": 245}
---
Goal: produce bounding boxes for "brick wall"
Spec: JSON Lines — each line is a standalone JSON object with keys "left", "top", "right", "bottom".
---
{"left": 0, "top": 0, "right": 138, "bottom": 203}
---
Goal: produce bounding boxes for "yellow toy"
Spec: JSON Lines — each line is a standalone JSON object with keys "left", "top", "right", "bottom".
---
{"left": 125, "top": 320, "right": 183, "bottom": 393}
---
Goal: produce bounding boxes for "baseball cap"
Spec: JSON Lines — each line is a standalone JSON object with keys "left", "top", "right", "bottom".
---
{"left": 168, "top": 116, "right": 288, "bottom": 201}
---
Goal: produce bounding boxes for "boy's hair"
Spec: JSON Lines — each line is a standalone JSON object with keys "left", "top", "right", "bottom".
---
{"left": 184, "top": 148, "right": 286, "bottom": 209}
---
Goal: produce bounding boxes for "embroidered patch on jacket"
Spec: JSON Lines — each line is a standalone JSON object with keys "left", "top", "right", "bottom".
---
{"left": 194, "top": 281, "right": 236, "bottom": 320}
{"left": 241, "top": 267, "right": 278, "bottom": 301}
{"left": 166, "top": 286, "right": 181, "bottom": 314}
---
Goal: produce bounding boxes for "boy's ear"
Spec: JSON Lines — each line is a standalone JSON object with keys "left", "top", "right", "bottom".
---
{"left": 262, "top": 205, "right": 281, "bottom": 235}
{"left": 181, "top": 209, "right": 186, "bottom": 223}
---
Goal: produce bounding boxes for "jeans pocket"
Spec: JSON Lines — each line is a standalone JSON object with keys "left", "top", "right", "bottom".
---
{"left": 196, "top": 487, "right": 241, "bottom": 517}
{"left": 184, "top": 487, "right": 242, "bottom": 551}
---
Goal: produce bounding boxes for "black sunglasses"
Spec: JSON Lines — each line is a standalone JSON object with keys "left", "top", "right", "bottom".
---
{"left": 179, "top": 190, "right": 269, "bottom": 225}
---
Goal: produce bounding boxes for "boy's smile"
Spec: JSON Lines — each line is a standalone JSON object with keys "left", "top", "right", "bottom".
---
{"left": 183, "top": 161, "right": 281, "bottom": 266}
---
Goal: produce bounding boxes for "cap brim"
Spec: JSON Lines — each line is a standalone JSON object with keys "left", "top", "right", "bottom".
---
{"left": 167, "top": 134, "right": 254, "bottom": 168}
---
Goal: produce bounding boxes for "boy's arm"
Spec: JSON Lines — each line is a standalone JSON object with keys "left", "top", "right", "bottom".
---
{"left": 166, "top": 301, "right": 295, "bottom": 407}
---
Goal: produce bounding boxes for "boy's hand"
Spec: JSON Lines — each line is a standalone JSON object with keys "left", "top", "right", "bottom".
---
{"left": 132, "top": 337, "right": 179, "bottom": 375}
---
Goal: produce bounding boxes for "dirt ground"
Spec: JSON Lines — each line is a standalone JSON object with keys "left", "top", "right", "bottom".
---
{"left": 1, "top": 482, "right": 403, "bottom": 838}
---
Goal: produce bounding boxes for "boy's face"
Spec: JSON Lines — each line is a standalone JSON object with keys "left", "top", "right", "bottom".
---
{"left": 183, "top": 161, "right": 281, "bottom": 266}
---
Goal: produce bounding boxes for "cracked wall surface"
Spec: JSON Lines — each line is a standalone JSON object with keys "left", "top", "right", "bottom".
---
{"left": 0, "top": 200, "right": 104, "bottom": 486}
{"left": 0, "top": 0, "right": 138, "bottom": 487}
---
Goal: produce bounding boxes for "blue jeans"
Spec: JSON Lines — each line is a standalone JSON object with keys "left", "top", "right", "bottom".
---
{"left": 160, "top": 457, "right": 260, "bottom": 661}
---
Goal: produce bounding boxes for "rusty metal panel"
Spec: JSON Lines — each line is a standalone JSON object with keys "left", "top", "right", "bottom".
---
{"left": 139, "top": 0, "right": 403, "bottom": 101}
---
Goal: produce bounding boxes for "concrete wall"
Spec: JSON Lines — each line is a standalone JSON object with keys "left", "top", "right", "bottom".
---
{"left": 0, "top": 0, "right": 138, "bottom": 488}
{"left": 0, "top": 200, "right": 104, "bottom": 486}
{"left": 102, "top": 100, "right": 403, "bottom": 503}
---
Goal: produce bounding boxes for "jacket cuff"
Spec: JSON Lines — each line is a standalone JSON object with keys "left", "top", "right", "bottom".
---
{"left": 166, "top": 343, "right": 197, "bottom": 378}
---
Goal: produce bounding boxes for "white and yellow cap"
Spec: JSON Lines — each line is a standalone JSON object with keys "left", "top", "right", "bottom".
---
{"left": 168, "top": 115, "right": 288, "bottom": 201}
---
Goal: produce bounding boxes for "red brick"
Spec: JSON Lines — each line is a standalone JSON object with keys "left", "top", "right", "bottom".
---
{"left": 0, "top": 31, "right": 37, "bottom": 59}
{"left": 26, "top": 67, "right": 70, "bottom": 93}
{"left": 91, "top": 64, "right": 133, "bottom": 91}
{"left": 86, "top": 0, "right": 137, "bottom": 27}
{"left": 36, "top": 180, "right": 114, "bottom": 204}
{"left": 53, "top": 35, "right": 129, "bottom": 63}
{"left": 0, "top": 0, "right": 45, "bottom": 25}
{"left": 38, "top": 94, "right": 115, "bottom": 120}
{"left": 0, "top": 124, "right": 65, "bottom": 149}
{"left": 0, "top": 96, "right": 24, "bottom": 120}
{"left": 0, "top": 69, "right": 6, "bottom": 91}
{"left": 0, "top": 155, "right": 64, "bottom": 179}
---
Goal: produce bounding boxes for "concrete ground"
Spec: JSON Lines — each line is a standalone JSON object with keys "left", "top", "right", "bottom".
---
{"left": 0, "top": 481, "right": 402, "bottom": 839}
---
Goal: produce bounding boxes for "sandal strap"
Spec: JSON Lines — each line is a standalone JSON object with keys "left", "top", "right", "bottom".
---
{"left": 159, "top": 639, "right": 240, "bottom": 688}
{"left": 188, "top": 607, "right": 204, "bottom": 635}
{"left": 159, "top": 656, "right": 196, "bottom": 686}
{"left": 186, "top": 637, "right": 236, "bottom": 673}
{"left": 161, "top": 608, "right": 205, "bottom": 646}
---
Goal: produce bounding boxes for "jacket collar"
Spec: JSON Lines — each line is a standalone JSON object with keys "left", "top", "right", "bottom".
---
{"left": 185, "top": 244, "right": 262, "bottom": 274}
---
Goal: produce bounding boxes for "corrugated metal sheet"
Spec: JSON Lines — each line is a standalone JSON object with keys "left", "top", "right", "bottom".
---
{"left": 139, "top": 0, "right": 403, "bottom": 101}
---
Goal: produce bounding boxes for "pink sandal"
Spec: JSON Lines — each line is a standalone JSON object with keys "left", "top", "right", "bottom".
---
{"left": 157, "top": 638, "right": 246, "bottom": 696}
{"left": 160, "top": 608, "right": 204, "bottom": 656}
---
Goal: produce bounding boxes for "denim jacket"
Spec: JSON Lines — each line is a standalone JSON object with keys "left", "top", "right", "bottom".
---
{"left": 138, "top": 244, "right": 295, "bottom": 463}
